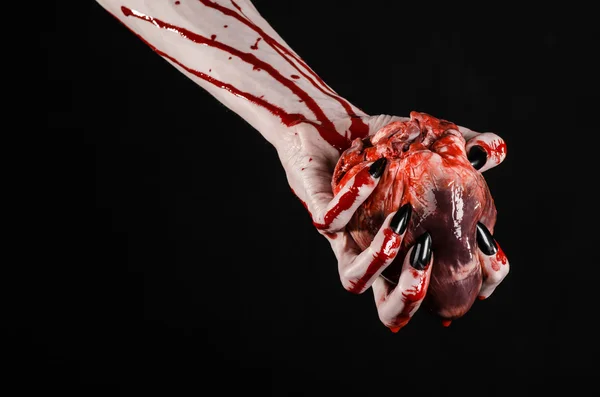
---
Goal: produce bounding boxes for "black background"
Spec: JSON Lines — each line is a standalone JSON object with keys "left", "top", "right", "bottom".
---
{"left": 28, "top": 0, "right": 600, "bottom": 394}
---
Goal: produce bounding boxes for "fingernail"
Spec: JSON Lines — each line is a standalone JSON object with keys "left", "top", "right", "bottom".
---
{"left": 390, "top": 204, "right": 412, "bottom": 235}
{"left": 410, "top": 232, "right": 432, "bottom": 270}
{"left": 476, "top": 222, "right": 498, "bottom": 255}
{"left": 369, "top": 157, "right": 387, "bottom": 178}
{"left": 468, "top": 145, "right": 487, "bottom": 170}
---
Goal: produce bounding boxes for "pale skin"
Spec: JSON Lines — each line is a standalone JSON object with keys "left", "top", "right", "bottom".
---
{"left": 95, "top": 0, "right": 509, "bottom": 331}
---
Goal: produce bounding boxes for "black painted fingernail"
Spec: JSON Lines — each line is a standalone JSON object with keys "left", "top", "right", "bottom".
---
{"left": 476, "top": 222, "right": 498, "bottom": 255}
{"left": 390, "top": 204, "right": 412, "bottom": 235}
{"left": 410, "top": 232, "right": 432, "bottom": 270}
{"left": 369, "top": 157, "right": 387, "bottom": 178}
{"left": 468, "top": 145, "right": 487, "bottom": 170}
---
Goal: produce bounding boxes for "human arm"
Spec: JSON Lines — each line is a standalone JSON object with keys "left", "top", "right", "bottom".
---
{"left": 95, "top": 0, "right": 509, "bottom": 330}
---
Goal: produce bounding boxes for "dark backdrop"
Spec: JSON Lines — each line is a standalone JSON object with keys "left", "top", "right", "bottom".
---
{"left": 30, "top": 0, "right": 599, "bottom": 394}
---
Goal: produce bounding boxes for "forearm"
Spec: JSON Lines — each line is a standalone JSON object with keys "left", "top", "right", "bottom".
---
{"left": 95, "top": 0, "right": 369, "bottom": 151}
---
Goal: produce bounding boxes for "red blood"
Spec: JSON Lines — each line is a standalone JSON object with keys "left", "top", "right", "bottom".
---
{"left": 478, "top": 295, "right": 486, "bottom": 300}
{"left": 402, "top": 267, "right": 429, "bottom": 303}
{"left": 120, "top": 6, "right": 349, "bottom": 151}
{"left": 389, "top": 326, "right": 401, "bottom": 333}
{"left": 333, "top": 112, "right": 494, "bottom": 321}
{"left": 175, "top": 1, "right": 180, "bottom": 4}
{"left": 197, "top": 0, "right": 369, "bottom": 143}
{"left": 496, "top": 246, "right": 507, "bottom": 265}
{"left": 347, "top": 229, "right": 401, "bottom": 293}
{"left": 441, "top": 320, "right": 452, "bottom": 327}
{"left": 224, "top": 25, "right": 228, "bottom": 28}
{"left": 476, "top": 140, "right": 507, "bottom": 165}
{"left": 491, "top": 260, "right": 501, "bottom": 272}
{"left": 211, "top": 34, "right": 216, "bottom": 40}
{"left": 250, "top": 37, "right": 261, "bottom": 50}
{"left": 291, "top": 74, "right": 300, "bottom": 79}
{"left": 230, "top": 0, "right": 244, "bottom": 14}
{"left": 313, "top": 166, "right": 374, "bottom": 230}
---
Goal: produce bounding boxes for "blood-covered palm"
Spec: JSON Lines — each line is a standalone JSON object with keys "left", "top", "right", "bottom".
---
{"left": 332, "top": 112, "right": 497, "bottom": 320}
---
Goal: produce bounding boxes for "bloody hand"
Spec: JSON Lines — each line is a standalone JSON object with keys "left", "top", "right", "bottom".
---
{"left": 94, "top": 0, "right": 509, "bottom": 332}
{"left": 328, "top": 111, "right": 509, "bottom": 331}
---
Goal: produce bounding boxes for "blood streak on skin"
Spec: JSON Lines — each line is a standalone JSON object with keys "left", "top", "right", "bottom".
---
{"left": 477, "top": 140, "right": 507, "bottom": 165}
{"left": 496, "top": 246, "right": 507, "bottom": 265}
{"left": 120, "top": 7, "right": 349, "bottom": 152}
{"left": 290, "top": 74, "right": 300, "bottom": 79}
{"left": 313, "top": 168, "right": 374, "bottom": 230}
{"left": 250, "top": 37, "right": 261, "bottom": 50}
{"left": 388, "top": 264, "right": 430, "bottom": 332}
{"left": 116, "top": 12, "right": 306, "bottom": 128}
{"left": 489, "top": 245, "right": 507, "bottom": 271}
{"left": 348, "top": 229, "right": 401, "bottom": 293}
{"left": 402, "top": 269, "right": 428, "bottom": 304}
{"left": 197, "top": 0, "right": 369, "bottom": 142}
{"left": 229, "top": 0, "right": 246, "bottom": 15}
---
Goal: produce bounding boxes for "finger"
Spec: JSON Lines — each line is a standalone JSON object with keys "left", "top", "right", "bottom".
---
{"left": 337, "top": 204, "right": 412, "bottom": 294}
{"left": 372, "top": 232, "right": 433, "bottom": 333}
{"left": 312, "top": 158, "right": 387, "bottom": 233}
{"left": 476, "top": 222, "right": 510, "bottom": 300}
{"left": 464, "top": 132, "right": 507, "bottom": 172}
